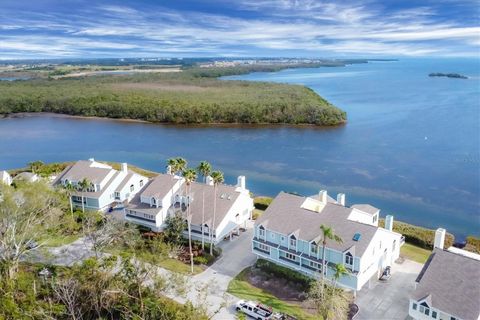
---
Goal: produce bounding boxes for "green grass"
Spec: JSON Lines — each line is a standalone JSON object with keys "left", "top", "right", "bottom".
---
{"left": 106, "top": 247, "right": 203, "bottom": 275}
{"left": 400, "top": 243, "right": 431, "bottom": 264}
{"left": 227, "top": 268, "right": 318, "bottom": 320}
{"left": 40, "top": 234, "right": 80, "bottom": 247}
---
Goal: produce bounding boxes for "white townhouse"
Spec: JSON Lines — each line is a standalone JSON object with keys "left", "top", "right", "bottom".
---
{"left": 53, "top": 158, "right": 148, "bottom": 212}
{"left": 13, "top": 172, "right": 39, "bottom": 183}
{"left": 252, "top": 190, "right": 404, "bottom": 293}
{"left": 125, "top": 174, "right": 254, "bottom": 244}
{"left": 125, "top": 174, "right": 184, "bottom": 229}
{"left": 409, "top": 228, "right": 480, "bottom": 320}
{"left": 0, "top": 170, "right": 13, "bottom": 185}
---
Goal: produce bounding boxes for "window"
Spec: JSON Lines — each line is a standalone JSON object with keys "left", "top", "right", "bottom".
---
{"left": 450, "top": 317, "right": 457, "bottom": 320}
{"left": 114, "top": 191, "right": 120, "bottom": 199}
{"left": 393, "top": 240, "right": 396, "bottom": 252}
{"left": 139, "top": 180, "right": 144, "bottom": 187}
{"left": 345, "top": 252, "right": 354, "bottom": 266}
{"left": 412, "top": 303, "right": 417, "bottom": 310}
{"left": 289, "top": 235, "right": 297, "bottom": 248}
{"left": 419, "top": 305, "right": 425, "bottom": 313}
{"left": 257, "top": 243, "right": 270, "bottom": 252}
{"left": 271, "top": 233, "right": 275, "bottom": 240}
{"left": 310, "top": 243, "right": 318, "bottom": 254}
{"left": 285, "top": 252, "right": 296, "bottom": 261}
{"left": 431, "top": 311, "right": 437, "bottom": 319}
{"left": 130, "top": 184, "right": 134, "bottom": 192}
{"left": 424, "top": 308, "right": 429, "bottom": 316}
{"left": 281, "top": 236, "right": 285, "bottom": 241}
{"left": 309, "top": 260, "right": 320, "bottom": 270}
{"left": 259, "top": 226, "right": 265, "bottom": 238}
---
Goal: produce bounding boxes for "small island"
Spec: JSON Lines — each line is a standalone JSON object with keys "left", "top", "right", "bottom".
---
{"left": 428, "top": 72, "right": 468, "bottom": 79}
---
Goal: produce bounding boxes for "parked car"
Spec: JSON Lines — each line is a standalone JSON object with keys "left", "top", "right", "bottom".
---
{"left": 380, "top": 266, "right": 391, "bottom": 281}
{"left": 236, "top": 300, "right": 273, "bottom": 320}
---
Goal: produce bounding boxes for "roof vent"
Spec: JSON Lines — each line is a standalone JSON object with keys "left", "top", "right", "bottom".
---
{"left": 220, "top": 193, "right": 226, "bottom": 199}
{"left": 353, "top": 233, "right": 361, "bottom": 241}
{"left": 227, "top": 195, "right": 231, "bottom": 200}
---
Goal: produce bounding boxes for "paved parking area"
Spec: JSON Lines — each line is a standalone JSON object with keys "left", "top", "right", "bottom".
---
{"left": 356, "top": 259, "right": 423, "bottom": 320}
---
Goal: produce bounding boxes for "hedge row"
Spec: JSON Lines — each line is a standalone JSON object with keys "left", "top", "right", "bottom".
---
{"left": 253, "top": 197, "right": 273, "bottom": 211}
{"left": 465, "top": 236, "right": 480, "bottom": 254}
{"left": 255, "top": 258, "right": 314, "bottom": 290}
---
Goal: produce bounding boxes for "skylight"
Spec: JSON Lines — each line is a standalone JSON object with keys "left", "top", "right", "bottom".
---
{"left": 353, "top": 233, "right": 361, "bottom": 241}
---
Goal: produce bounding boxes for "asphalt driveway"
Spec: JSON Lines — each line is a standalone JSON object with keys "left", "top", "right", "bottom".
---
{"left": 356, "top": 258, "right": 423, "bottom": 320}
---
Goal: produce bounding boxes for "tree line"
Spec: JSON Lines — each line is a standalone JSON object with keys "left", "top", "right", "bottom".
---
{"left": 0, "top": 67, "right": 347, "bottom": 126}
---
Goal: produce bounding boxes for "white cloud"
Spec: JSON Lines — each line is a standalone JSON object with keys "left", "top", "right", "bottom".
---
{"left": 0, "top": 0, "right": 478, "bottom": 58}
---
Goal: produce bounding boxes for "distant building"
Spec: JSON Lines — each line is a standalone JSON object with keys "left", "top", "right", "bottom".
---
{"left": 53, "top": 158, "right": 147, "bottom": 212}
{"left": 14, "top": 171, "right": 39, "bottom": 183}
{"left": 125, "top": 173, "right": 254, "bottom": 243}
{"left": 408, "top": 228, "right": 480, "bottom": 320}
{"left": 0, "top": 170, "right": 13, "bottom": 185}
{"left": 252, "top": 190, "right": 403, "bottom": 292}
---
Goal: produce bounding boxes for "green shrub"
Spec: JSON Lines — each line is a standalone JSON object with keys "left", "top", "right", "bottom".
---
{"left": 254, "top": 197, "right": 273, "bottom": 211}
{"left": 465, "top": 236, "right": 480, "bottom": 253}
{"left": 255, "top": 259, "right": 313, "bottom": 290}
{"left": 193, "top": 256, "right": 209, "bottom": 265}
{"left": 379, "top": 219, "right": 454, "bottom": 250}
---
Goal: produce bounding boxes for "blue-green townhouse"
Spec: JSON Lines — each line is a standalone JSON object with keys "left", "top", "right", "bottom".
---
{"left": 253, "top": 191, "right": 404, "bottom": 293}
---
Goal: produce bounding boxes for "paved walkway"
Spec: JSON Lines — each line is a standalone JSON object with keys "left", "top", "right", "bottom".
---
{"left": 356, "top": 258, "right": 423, "bottom": 320}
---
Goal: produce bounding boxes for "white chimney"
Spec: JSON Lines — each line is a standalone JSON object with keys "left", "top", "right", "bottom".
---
{"left": 88, "top": 158, "right": 95, "bottom": 162}
{"left": 206, "top": 175, "right": 214, "bottom": 186}
{"left": 121, "top": 163, "right": 128, "bottom": 172}
{"left": 434, "top": 228, "right": 446, "bottom": 250}
{"left": 237, "top": 176, "right": 246, "bottom": 190}
{"left": 319, "top": 190, "right": 328, "bottom": 203}
{"left": 166, "top": 165, "right": 172, "bottom": 175}
{"left": 385, "top": 215, "right": 394, "bottom": 232}
{"left": 337, "top": 193, "right": 346, "bottom": 206}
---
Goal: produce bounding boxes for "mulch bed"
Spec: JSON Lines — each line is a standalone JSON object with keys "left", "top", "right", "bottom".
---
{"left": 245, "top": 266, "right": 308, "bottom": 303}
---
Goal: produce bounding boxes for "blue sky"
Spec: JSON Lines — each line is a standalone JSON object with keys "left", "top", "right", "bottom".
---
{"left": 1, "top": 0, "right": 479, "bottom": 59}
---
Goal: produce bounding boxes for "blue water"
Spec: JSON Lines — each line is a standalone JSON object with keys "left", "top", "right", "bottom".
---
{"left": 0, "top": 58, "right": 479, "bottom": 238}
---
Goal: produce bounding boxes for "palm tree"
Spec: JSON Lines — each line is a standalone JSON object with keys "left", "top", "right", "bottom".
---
{"left": 209, "top": 170, "right": 224, "bottom": 255}
{"left": 78, "top": 178, "right": 91, "bottom": 213}
{"left": 333, "top": 263, "right": 348, "bottom": 289}
{"left": 196, "top": 161, "right": 211, "bottom": 183}
{"left": 182, "top": 168, "right": 197, "bottom": 274}
{"left": 175, "top": 157, "right": 187, "bottom": 175}
{"left": 64, "top": 181, "right": 75, "bottom": 216}
{"left": 319, "top": 224, "right": 343, "bottom": 298}
{"left": 166, "top": 158, "right": 178, "bottom": 175}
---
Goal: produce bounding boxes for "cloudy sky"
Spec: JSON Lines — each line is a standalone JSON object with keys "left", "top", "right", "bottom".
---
{"left": 1, "top": 0, "right": 479, "bottom": 59}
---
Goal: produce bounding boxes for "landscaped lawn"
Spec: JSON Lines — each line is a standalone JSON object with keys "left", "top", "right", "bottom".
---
{"left": 227, "top": 268, "right": 319, "bottom": 320}
{"left": 400, "top": 243, "right": 431, "bottom": 264}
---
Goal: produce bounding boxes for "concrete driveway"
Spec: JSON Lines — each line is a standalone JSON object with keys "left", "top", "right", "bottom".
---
{"left": 356, "top": 259, "right": 423, "bottom": 320}
{"left": 173, "top": 222, "right": 257, "bottom": 320}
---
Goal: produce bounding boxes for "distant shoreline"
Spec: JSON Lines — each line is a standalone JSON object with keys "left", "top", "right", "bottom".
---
{"left": 1, "top": 112, "right": 347, "bottom": 129}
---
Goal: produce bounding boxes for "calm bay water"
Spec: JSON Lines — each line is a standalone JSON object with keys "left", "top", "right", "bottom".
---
{"left": 0, "top": 58, "right": 479, "bottom": 238}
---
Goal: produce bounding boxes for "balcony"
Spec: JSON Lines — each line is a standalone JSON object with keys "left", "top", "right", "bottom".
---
{"left": 125, "top": 213, "right": 155, "bottom": 223}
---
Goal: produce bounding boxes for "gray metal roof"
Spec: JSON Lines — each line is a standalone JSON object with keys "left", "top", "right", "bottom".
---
{"left": 140, "top": 174, "right": 181, "bottom": 199}
{"left": 412, "top": 248, "right": 480, "bottom": 320}
{"left": 186, "top": 182, "right": 241, "bottom": 228}
{"left": 255, "top": 192, "right": 378, "bottom": 257}
{"left": 351, "top": 204, "right": 380, "bottom": 214}
{"left": 54, "top": 160, "right": 112, "bottom": 184}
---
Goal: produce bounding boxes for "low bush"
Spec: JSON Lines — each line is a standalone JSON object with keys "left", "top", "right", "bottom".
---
{"left": 465, "top": 236, "right": 480, "bottom": 253}
{"left": 254, "top": 197, "right": 273, "bottom": 211}
{"left": 379, "top": 219, "right": 454, "bottom": 250}
{"left": 193, "top": 256, "right": 209, "bottom": 265}
{"left": 255, "top": 259, "right": 313, "bottom": 290}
